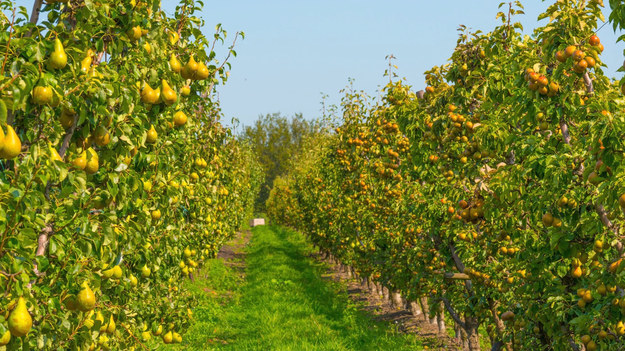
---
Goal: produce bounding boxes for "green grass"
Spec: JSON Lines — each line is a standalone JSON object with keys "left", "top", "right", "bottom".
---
{"left": 161, "top": 225, "right": 423, "bottom": 350}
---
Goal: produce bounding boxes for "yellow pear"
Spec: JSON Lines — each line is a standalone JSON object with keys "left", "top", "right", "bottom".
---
{"left": 141, "top": 84, "right": 159, "bottom": 104}
{"left": 173, "top": 332, "right": 182, "bottom": 343}
{"left": 181, "top": 56, "right": 198, "bottom": 79}
{"left": 72, "top": 150, "right": 87, "bottom": 170}
{"left": 84, "top": 148, "right": 98, "bottom": 174}
{"left": 49, "top": 144, "right": 62, "bottom": 162}
{"left": 0, "top": 125, "right": 21, "bottom": 159}
{"left": 112, "top": 265, "right": 122, "bottom": 279}
{"left": 141, "top": 265, "right": 151, "bottom": 278}
{"left": 195, "top": 62, "right": 210, "bottom": 80}
{"left": 49, "top": 38, "right": 67, "bottom": 69}
{"left": 146, "top": 125, "right": 157, "bottom": 144}
{"left": 0, "top": 330, "right": 10, "bottom": 346}
{"left": 8, "top": 297, "right": 32, "bottom": 337}
{"left": 77, "top": 282, "right": 96, "bottom": 311}
{"left": 160, "top": 79, "right": 177, "bottom": 105}
{"left": 127, "top": 26, "right": 142, "bottom": 41}
{"left": 32, "top": 86, "right": 53, "bottom": 105}
{"left": 143, "top": 42, "right": 152, "bottom": 54}
{"left": 181, "top": 85, "right": 190, "bottom": 96}
{"left": 151, "top": 209, "right": 161, "bottom": 220}
{"left": 80, "top": 49, "right": 93, "bottom": 73}
{"left": 169, "top": 54, "right": 182, "bottom": 73}
{"left": 163, "top": 331, "right": 173, "bottom": 344}
{"left": 173, "top": 111, "right": 187, "bottom": 126}
{"left": 106, "top": 315, "right": 115, "bottom": 334}
{"left": 168, "top": 31, "right": 179, "bottom": 45}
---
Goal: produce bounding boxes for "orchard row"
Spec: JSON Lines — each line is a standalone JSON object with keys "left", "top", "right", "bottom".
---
{"left": 0, "top": 1, "right": 261, "bottom": 350}
{"left": 268, "top": 1, "right": 625, "bottom": 350}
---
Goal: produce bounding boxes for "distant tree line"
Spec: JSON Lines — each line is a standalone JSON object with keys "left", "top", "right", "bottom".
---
{"left": 240, "top": 112, "right": 320, "bottom": 213}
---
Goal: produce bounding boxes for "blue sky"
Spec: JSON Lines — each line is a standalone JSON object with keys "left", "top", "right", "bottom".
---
{"left": 8, "top": 1, "right": 625, "bottom": 129}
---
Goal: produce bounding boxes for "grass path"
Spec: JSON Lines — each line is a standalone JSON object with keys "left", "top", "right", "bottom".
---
{"left": 163, "top": 225, "right": 424, "bottom": 350}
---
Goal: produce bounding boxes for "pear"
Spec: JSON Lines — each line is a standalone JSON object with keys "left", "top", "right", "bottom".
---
{"left": 0, "top": 330, "right": 10, "bottom": 346}
{"left": 32, "top": 86, "right": 53, "bottom": 105}
{"left": 0, "top": 125, "right": 21, "bottom": 159}
{"left": 141, "top": 265, "right": 151, "bottom": 278}
{"left": 146, "top": 125, "right": 157, "bottom": 144}
{"left": 106, "top": 315, "right": 115, "bottom": 334}
{"left": 84, "top": 147, "right": 99, "bottom": 174}
{"left": 129, "top": 274, "right": 138, "bottom": 286}
{"left": 8, "top": 297, "right": 32, "bottom": 337}
{"left": 72, "top": 150, "right": 87, "bottom": 170}
{"left": 173, "top": 332, "right": 182, "bottom": 343}
{"left": 127, "top": 26, "right": 142, "bottom": 41}
{"left": 112, "top": 265, "right": 123, "bottom": 279}
{"left": 93, "top": 126, "right": 110, "bottom": 147}
{"left": 80, "top": 49, "right": 93, "bottom": 73}
{"left": 49, "top": 38, "right": 67, "bottom": 69}
{"left": 195, "top": 62, "right": 210, "bottom": 80}
{"left": 60, "top": 107, "right": 76, "bottom": 128}
{"left": 151, "top": 209, "right": 161, "bottom": 220}
{"left": 173, "top": 111, "right": 187, "bottom": 126}
{"left": 143, "top": 42, "right": 152, "bottom": 54}
{"left": 141, "top": 84, "right": 159, "bottom": 104}
{"left": 102, "top": 267, "right": 115, "bottom": 279}
{"left": 160, "top": 79, "right": 177, "bottom": 105}
{"left": 77, "top": 282, "right": 96, "bottom": 311}
{"left": 169, "top": 54, "right": 181, "bottom": 73}
{"left": 163, "top": 331, "right": 173, "bottom": 344}
{"left": 168, "top": 31, "right": 179, "bottom": 45}
{"left": 181, "top": 56, "right": 198, "bottom": 80}
{"left": 49, "top": 144, "right": 63, "bottom": 162}
{"left": 181, "top": 85, "right": 190, "bottom": 96}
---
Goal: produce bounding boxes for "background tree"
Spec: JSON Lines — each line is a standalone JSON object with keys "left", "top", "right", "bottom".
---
{"left": 240, "top": 112, "right": 319, "bottom": 213}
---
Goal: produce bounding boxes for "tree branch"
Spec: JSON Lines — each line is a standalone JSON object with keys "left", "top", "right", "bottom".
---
{"left": 441, "top": 297, "right": 466, "bottom": 330}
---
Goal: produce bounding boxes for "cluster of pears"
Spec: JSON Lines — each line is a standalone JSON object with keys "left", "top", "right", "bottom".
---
{"left": 555, "top": 35, "right": 602, "bottom": 74}
{"left": 170, "top": 54, "right": 210, "bottom": 81}
{"left": 541, "top": 212, "right": 562, "bottom": 228}
{"left": 179, "top": 247, "right": 198, "bottom": 275}
{"left": 31, "top": 38, "right": 67, "bottom": 106}
{"left": 523, "top": 68, "right": 560, "bottom": 96}
{"left": 141, "top": 79, "right": 178, "bottom": 106}
{"left": 72, "top": 147, "right": 99, "bottom": 174}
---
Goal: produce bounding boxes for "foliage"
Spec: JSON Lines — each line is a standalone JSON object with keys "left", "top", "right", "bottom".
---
{"left": 268, "top": 1, "right": 625, "bottom": 350}
{"left": 0, "top": 0, "right": 261, "bottom": 349}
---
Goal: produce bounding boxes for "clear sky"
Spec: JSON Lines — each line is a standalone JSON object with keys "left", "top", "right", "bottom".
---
{"left": 8, "top": 1, "right": 625, "bottom": 130}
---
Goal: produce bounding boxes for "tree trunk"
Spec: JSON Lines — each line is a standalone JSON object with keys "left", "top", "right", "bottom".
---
{"left": 346, "top": 266, "right": 353, "bottom": 278}
{"left": 370, "top": 281, "right": 378, "bottom": 296}
{"left": 409, "top": 301, "right": 422, "bottom": 317}
{"left": 436, "top": 301, "right": 446, "bottom": 334}
{"left": 382, "top": 286, "right": 390, "bottom": 302}
{"left": 419, "top": 297, "right": 430, "bottom": 322}
{"left": 392, "top": 291, "right": 404, "bottom": 309}
{"left": 465, "top": 316, "right": 481, "bottom": 351}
